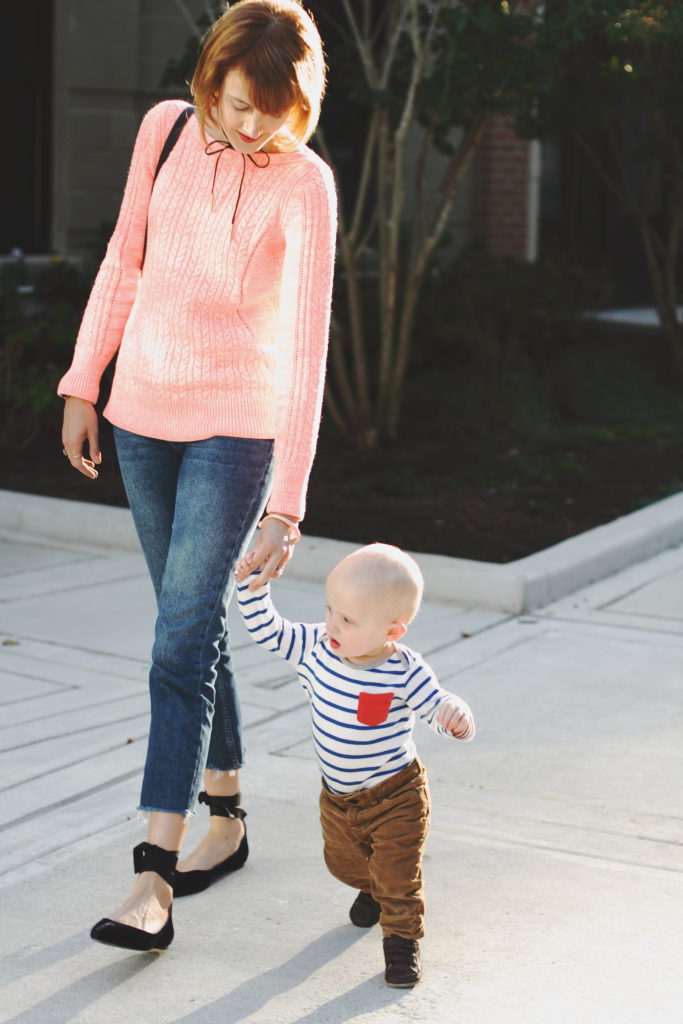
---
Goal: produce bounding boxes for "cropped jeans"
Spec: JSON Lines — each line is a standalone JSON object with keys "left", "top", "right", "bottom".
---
{"left": 113, "top": 426, "right": 273, "bottom": 815}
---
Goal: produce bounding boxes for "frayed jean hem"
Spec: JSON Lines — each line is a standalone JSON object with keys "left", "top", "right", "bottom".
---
{"left": 137, "top": 806, "right": 194, "bottom": 822}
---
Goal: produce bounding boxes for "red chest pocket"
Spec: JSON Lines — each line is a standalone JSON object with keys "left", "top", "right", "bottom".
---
{"left": 357, "top": 691, "right": 394, "bottom": 726}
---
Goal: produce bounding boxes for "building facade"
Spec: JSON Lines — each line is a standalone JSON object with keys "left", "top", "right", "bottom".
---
{"left": 2, "top": 0, "right": 205, "bottom": 259}
{"left": 3, "top": 1, "right": 538, "bottom": 266}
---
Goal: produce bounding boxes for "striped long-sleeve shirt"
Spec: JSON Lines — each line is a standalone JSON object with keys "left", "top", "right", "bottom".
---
{"left": 237, "top": 581, "right": 474, "bottom": 794}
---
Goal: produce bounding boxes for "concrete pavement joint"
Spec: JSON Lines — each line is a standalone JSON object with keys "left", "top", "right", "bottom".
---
{"left": 0, "top": 768, "right": 144, "bottom": 833}
{"left": 0, "top": 740, "right": 146, "bottom": 800}
{"left": 437, "top": 827, "right": 683, "bottom": 878}
{"left": 0, "top": 570, "right": 150, "bottom": 604}
{"left": 439, "top": 804, "right": 682, "bottom": 846}
{"left": 0, "top": 673, "right": 79, "bottom": 696}
{"left": 442, "top": 783, "right": 683, "bottom": 824}
{"left": 242, "top": 701, "right": 309, "bottom": 730}
{"left": 0, "top": 692, "right": 145, "bottom": 725}
{"left": 409, "top": 614, "right": 516, "bottom": 657}
{"left": 0, "top": 631, "right": 152, "bottom": 664}
{"left": 0, "top": 714, "right": 148, "bottom": 753}
{"left": 534, "top": 613, "right": 683, "bottom": 641}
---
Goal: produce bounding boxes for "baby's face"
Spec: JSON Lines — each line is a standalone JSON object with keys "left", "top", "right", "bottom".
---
{"left": 324, "top": 570, "right": 396, "bottom": 665}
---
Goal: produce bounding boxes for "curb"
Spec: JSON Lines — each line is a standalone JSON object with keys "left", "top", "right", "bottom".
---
{"left": 1, "top": 488, "right": 682, "bottom": 614}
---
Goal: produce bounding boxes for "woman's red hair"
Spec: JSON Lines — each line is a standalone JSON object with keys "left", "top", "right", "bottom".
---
{"left": 192, "top": 0, "right": 326, "bottom": 149}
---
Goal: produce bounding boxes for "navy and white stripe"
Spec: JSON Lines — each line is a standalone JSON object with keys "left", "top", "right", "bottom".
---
{"left": 237, "top": 580, "right": 470, "bottom": 794}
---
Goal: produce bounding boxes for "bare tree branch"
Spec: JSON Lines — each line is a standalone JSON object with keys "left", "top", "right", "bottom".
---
{"left": 315, "top": 126, "right": 372, "bottom": 426}
{"left": 378, "top": 1, "right": 412, "bottom": 88}
{"left": 354, "top": 208, "right": 378, "bottom": 261}
{"left": 342, "top": 0, "right": 378, "bottom": 86}
{"left": 327, "top": 314, "right": 358, "bottom": 432}
{"left": 350, "top": 109, "right": 381, "bottom": 243}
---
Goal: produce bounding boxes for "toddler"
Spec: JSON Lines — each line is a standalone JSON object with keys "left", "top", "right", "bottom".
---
{"left": 235, "top": 542, "right": 475, "bottom": 987}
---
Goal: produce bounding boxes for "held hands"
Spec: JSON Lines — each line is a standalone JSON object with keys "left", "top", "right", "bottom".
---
{"left": 436, "top": 700, "right": 475, "bottom": 740}
{"left": 61, "top": 397, "right": 101, "bottom": 479}
{"left": 235, "top": 513, "right": 301, "bottom": 589}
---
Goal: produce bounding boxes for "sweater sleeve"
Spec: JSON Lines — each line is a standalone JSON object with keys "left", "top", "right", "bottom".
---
{"left": 267, "top": 159, "right": 337, "bottom": 519}
{"left": 57, "top": 101, "right": 186, "bottom": 402}
{"left": 236, "top": 578, "right": 323, "bottom": 665}
{"left": 402, "top": 651, "right": 476, "bottom": 741}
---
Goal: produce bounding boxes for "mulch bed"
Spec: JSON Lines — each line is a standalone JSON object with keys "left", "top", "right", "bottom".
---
{"left": 5, "top": 417, "right": 682, "bottom": 564}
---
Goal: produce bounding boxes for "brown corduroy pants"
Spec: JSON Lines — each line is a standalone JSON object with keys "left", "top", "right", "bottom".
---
{"left": 319, "top": 758, "right": 431, "bottom": 940}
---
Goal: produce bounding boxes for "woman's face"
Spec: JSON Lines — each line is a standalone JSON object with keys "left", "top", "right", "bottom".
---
{"left": 213, "top": 69, "right": 290, "bottom": 153}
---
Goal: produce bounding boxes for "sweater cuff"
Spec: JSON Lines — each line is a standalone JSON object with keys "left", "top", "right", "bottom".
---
{"left": 267, "top": 472, "right": 309, "bottom": 521}
{"left": 56, "top": 368, "right": 101, "bottom": 405}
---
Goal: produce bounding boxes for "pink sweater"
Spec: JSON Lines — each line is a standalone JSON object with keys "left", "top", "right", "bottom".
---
{"left": 59, "top": 100, "right": 337, "bottom": 519}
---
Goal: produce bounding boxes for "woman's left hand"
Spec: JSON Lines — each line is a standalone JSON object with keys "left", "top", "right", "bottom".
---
{"left": 235, "top": 515, "right": 300, "bottom": 589}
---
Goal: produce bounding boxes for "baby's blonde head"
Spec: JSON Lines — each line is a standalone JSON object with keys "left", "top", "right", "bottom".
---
{"left": 328, "top": 544, "right": 424, "bottom": 626}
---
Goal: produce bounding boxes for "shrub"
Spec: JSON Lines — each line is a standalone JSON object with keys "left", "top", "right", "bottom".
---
{"left": 0, "top": 257, "right": 89, "bottom": 449}
{"left": 414, "top": 249, "right": 610, "bottom": 438}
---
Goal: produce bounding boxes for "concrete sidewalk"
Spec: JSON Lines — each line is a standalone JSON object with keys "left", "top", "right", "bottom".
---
{"left": 0, "top": 490, "right": 682, "bottom": 1024}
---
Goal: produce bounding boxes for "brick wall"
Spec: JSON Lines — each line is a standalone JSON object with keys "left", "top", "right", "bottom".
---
{"left": 475, "top": 113, "right": 533, "bottom": 260}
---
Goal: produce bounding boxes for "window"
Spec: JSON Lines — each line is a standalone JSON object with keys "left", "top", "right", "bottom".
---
{"left": 0, "top": 0, "right": 52, "bottom": 253}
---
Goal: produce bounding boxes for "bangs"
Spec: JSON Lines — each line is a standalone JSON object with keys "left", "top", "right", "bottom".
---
{"left": 239, "top": 47, "right": 302, "bottom": 116}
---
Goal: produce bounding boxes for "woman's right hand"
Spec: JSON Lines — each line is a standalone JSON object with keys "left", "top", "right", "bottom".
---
{"left": 61, "top": 397, "right": 101, "bottom": 479}
{"left": 235, "top": 515, "right": 300, "bottom": 589}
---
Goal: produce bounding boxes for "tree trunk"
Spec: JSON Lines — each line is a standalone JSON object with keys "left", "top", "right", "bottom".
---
{"left": 633, "top": 210, "right": 683, "bottom": 372}
{"left": 381, "top": 113, "right": 491, "bottom": 440}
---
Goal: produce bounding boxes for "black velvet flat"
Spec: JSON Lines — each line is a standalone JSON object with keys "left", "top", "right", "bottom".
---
{"left": 90, "top": 908, "right": 174, "bottom": 952}
{"left": 173, "top": 791, "right": 248, "bottom": 898}
{"left": 90, "top": 842, "right": 177, "bottom": 952}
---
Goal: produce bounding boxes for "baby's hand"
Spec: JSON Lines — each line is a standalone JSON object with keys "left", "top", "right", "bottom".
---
{"left": 234, "top": 552, "right": 256, "bottom": 582}
{"left": 437, "top": 701, "right": 475, "bottom": 740}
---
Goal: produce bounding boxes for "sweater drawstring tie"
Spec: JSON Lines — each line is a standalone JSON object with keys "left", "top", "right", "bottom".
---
{"left": 204, "top": 140, "right": 270, "bottom": 222}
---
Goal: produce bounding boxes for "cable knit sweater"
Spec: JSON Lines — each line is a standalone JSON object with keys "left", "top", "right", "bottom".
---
{"left": 58, "top": 100, "right": 337, "bottom": 519}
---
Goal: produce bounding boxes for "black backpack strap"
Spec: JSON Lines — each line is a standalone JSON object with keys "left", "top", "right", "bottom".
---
{"left": 141, "top": 104, "right": 195, "bottom": 269}
{"left": 152, "top": 104, "right": 195, "bottom": 184}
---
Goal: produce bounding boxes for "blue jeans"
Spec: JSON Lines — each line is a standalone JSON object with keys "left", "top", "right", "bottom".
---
{"left": 113, "top": 426, "right": 273, "bottom": 815}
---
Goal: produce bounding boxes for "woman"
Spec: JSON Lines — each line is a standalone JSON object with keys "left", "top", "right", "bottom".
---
{"left": 59, "top": 0, "right": 336, "bottom": 952}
